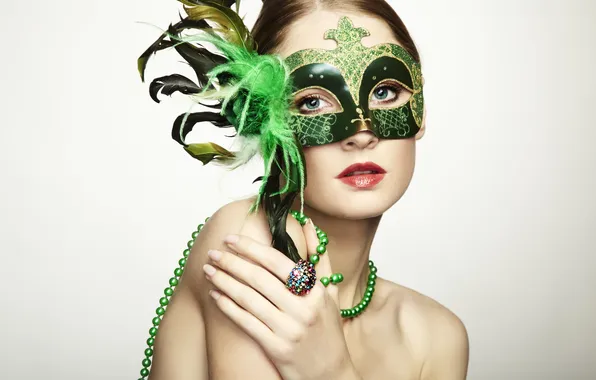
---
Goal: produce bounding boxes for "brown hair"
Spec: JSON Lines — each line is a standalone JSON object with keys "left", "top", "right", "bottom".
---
{"left": 252, "top": 0, "right": 421, "bottom": 62}
{"left": 250, "top": 0, "right": 421, "bottom": 262}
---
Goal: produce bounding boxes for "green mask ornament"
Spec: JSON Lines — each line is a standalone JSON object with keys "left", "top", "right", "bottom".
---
{"left": 284, "top": 16, "right": 425, "bottom": 147}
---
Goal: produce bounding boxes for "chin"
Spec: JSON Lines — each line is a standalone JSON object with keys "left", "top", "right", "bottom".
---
{"left": 304, "top": 179, "right": 408, "bottom": 220}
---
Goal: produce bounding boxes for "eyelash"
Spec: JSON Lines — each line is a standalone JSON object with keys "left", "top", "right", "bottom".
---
{"left": 373, "top": 82, "right": 403, "bottom": 104}
{"left": 296, "top": 94, "right": 326, "bottom": 115}
{"left": 295, "top": 81, "right": 405, "bottom": 115}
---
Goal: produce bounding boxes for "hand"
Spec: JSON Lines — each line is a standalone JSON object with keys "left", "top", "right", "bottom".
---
{"left": 203, "top": 220, "right": 355, "bottom": 380}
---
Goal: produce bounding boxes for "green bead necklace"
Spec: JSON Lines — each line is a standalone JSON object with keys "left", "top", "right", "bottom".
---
{"left": 137, "top": 211, "right": 377, "bottom": 379}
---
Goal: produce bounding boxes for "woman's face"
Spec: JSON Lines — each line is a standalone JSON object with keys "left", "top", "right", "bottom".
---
{"left": 277, "top": 11, "right": 426, "bottom": 220}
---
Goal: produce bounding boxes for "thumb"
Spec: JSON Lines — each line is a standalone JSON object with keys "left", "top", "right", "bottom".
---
{"left": 304, "top": 218, "right": 339, "bottom": 305}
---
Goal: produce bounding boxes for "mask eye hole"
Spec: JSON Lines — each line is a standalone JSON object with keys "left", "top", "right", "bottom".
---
{"left": 293, "top": 88, "right": 342, "bottom": 115}
{"left": 369, "top": 80, "right": 412, "bottom": 109}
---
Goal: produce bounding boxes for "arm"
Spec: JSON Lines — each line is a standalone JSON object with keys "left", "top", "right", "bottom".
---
{"left": 195, "top": 199, "right": 309, "bottom": 379}
{"left": 148, "top": 279, "right": 207, "bottom": 380}
{"left": 420, "top": 308, "right": 469, "bottom": 380}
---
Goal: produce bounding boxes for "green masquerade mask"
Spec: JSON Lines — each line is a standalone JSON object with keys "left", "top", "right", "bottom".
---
{"left": 284, "top": 17, "right": 425, "bottom": 147}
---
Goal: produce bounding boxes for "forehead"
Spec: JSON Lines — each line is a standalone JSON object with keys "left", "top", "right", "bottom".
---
{"left": 276, "top": 10, "right": 402, "bottom": 58}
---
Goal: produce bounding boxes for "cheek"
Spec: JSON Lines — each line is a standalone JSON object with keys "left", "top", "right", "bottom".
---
{"left": 385, "top": 141, "right": 417, "bottom": 197}
{"left": 302, "top": 146, "right": 336, "bottom": 184}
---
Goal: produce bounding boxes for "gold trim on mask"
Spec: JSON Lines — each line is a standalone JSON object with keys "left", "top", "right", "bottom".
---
{"left": 350, "top": 107, "right": 372, "bottom": 128}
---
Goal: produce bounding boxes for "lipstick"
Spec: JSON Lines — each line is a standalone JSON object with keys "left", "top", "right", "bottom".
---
{"left": 336, "top": 162, "right": 386, "bottom": 189}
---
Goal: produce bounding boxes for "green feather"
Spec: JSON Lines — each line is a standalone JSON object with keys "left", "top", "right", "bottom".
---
{"left": 183, "top": 33, "right": 305, "bottom": 212}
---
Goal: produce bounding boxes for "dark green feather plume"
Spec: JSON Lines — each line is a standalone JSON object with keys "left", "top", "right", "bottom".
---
{"left": 137, "top": 0, "right": 306, "bottom": 213}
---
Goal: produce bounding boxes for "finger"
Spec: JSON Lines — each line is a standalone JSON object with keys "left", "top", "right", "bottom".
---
{"left": 304, "top": 219, "right": 339, "bottom": 303}
{"left": 208, "top": 249, "right": 302, "bottom": 316}
{"left": 203, "top": 263, "right": 291, "bottom": 334}
{"left": 224, "top": 234, "right": 294, "bottom": 281}
{"left": 208, "top": 289, "right": 289, "bottom": 354}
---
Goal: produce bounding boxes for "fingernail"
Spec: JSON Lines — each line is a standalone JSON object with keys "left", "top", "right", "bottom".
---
{"left": 208, "top": 249, "right": 221, "bottom": 261}
{"left": 209, "top": 290, "right": 221, "bottom": 300}
{"left": 203, "top": 264, "right": 216, "bottom": 276}
{"left": 224, "top": 234, "right": 239, "bottom": 244}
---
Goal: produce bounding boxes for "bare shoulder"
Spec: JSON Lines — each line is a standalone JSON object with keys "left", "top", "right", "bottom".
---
{"left": 186, "top": 196, "right": 306, "bottom": 292}
{"left": 379, "top": 279, "right": 469, "bottom": 380}
{"left": 200, "top": 197, "right": 306, "bottom": 253}
{"left": 183, "top": 197, "right": 307, "bottom": 379}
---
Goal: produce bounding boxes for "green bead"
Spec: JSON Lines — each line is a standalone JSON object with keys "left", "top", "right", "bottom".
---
{"left": 142, "top": 358, "right": 151, "bottom": 367}
{"left": 320, "top": 236, "right": 329, "bottom": 245}
{"left": 152, "top": 317, "right": 161, "bottom": 326}
{"left": 354, "top": 305, "right": 361, "bottom": 314}
{"left": 149, "top": 327, "right": 158, "bottom": 336}
{"left": 320, "top": 277, "right": 330, "bottom": 287}
{"left": 156, "top": 307, "right": 165, "bottom": 316}
{"left": 367, "top": 279, "right": 375, "bottom": 287}
{"left": 174, "top": 268, "right": 183, "bottom": 277}
{"left": 317, "top": 231, "right": 327, "bottom": 239}
{"left": 145, "top": 348, "right": 153, "bottom": 357}
{"left": 309, "top": 254, "right": 320, "bottom": 265}
{"left": 198, "top": 223, "right": 205, "bottom": 230}
{"left": 316, "top": 244, "right": 326, "bottom": 254}
{"left": 315, "top": 227, "right": 321, "bottom": 233}
{"left": 205, "top": 217, "right": 210, "bottom": 222}
{"left": 187, "top": 240, "right": 194, "bottom": 248}
{"left": 159, "top": 297, "right": 169, "bottom": 306}
{"left": 370, "top": 266, "right": 377, "bottom": 274}
{"left": 192, "top": 231, "right": 199, "bottom": 239}
{"left": 164, "top": 287, "right": 173, "bottom": 296}
{"left": 364, "top": 295, "right": 371, "bottom": 303}
{"left": 365, "top": 291, "right": 373, "bottom": 298}
{"left": 141, "top": 368, "right": 149, "bottom": 377}
{"left": 366, "top": 286, "right": 374, "bottom": 294}
{"left": 169, "top": 278, "right": 179, "bottom": 287}
{"left": 147, "top": 338, "right": 155, "bottom": 346}
{"left": 179, "top": 258, "right": 187, "bottom": 267}
{"left": 369, "top": 260, "right": 374, "bottom": 266}
{"left": 183, "top": 249, "right": 190, "bottom": 258}
{"left": 368, "top": 273, "right": 377, "bottom": 281}
{"left": 330, "top": 273, "right": 343, "bottom": 284}
{"left": 291, "top": 210, "right": 298, "bottom": 217}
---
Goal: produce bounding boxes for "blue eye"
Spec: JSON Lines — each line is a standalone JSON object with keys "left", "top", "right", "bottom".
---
{"left": 371, "top": 83, "right": 404, "bottom": 105}
{"left": 305, "top": 98, "right": 320, "bottom": 110}
{"left": 374, "top": 87, "right": 389, "bottom": 100}
{"left": 295, "top": 92, "right": 338, "bottom": 115}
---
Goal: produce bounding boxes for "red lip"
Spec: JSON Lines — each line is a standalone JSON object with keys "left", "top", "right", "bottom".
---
{"left": 336, "top": 162, "right": 387, "bottom": 189}
{"left": 336, "top": 162, "right": 387, "bottom": 178}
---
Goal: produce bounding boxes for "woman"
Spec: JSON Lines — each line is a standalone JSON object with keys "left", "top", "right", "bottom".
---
{"left": 137, "top": 0, "right": 469, "bottom": 379}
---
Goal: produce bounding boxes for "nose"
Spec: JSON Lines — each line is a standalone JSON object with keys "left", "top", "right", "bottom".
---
{"left": 340, "top": 130, "right": 379, "bottom": 150}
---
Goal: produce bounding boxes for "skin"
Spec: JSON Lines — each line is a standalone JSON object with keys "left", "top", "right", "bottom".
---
{"left": 148, "top": 9, "right": 468, "bottom": 380}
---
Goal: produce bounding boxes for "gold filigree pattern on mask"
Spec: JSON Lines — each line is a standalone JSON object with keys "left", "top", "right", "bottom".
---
{"left": 371, "top": 107, "right": 410, "bottom": 137}
{"left": 289, "top": 113, "right": 337, "bottom": 146}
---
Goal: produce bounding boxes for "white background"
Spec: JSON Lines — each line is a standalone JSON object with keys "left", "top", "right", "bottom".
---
{"left": 1, "top": 0, "right": 595, "bottom": 379}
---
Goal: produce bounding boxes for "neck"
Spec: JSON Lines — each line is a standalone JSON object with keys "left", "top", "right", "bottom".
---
{"left": 299, "top": 204, "right": 382, "bottom": 311}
